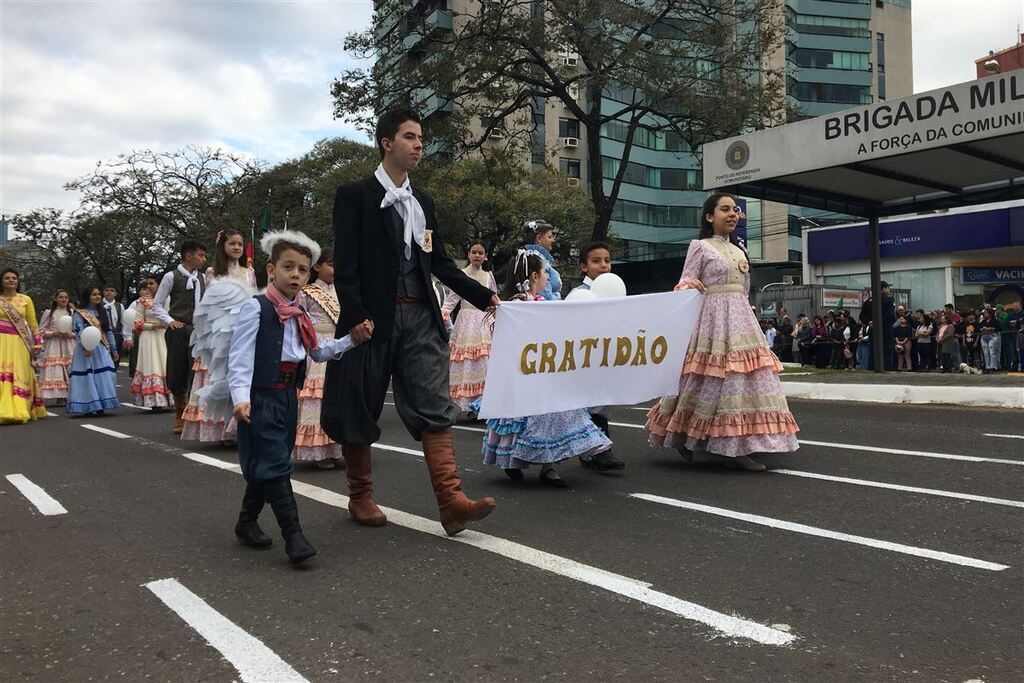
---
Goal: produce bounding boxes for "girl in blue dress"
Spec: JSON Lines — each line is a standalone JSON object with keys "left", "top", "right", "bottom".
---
{"left": 66, "top": 286, "right": 121, "bottom": 416}
{"left": 478, "top": 251, "right": 612, "bottom": 487}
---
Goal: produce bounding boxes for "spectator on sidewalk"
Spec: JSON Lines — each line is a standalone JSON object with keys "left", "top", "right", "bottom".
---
{"left": 936, "top": 312, "right": 957, "bottom": 373}
{"left": 979, "top": 308, "right": 1001, "bottom": 373}
{"left": 1017, "top": 321, "right": 1024, "bottom": 374}
{"left": 796, "top": 316, "right": 813, "bottom": 366}
{"left": 860, "top": 281, "right": 896, "bottom": 370}
{"left": 997, "top": 304, "right": 1017, "bottom": 371}
{"left": 913, "top": 310, "right": 935, "bottom": 372}
{"left": 828, "top": 314, "right": 846, "bottom": 369}
{"left": 811, "top": 315, "right": 829, "bottom": 369}
{"left": 962, "top": 311, "right": 983, "bottom": 370}
{"left": 894, "top": 316, "right": 912, "bottom": 371}
{"left": 776, "top": 315, "right": 794, "bottom": 363}
{"left": 945, "top": 304, "right": 963, "bottom": 366}
{"left": 856, "top": 321, "right": 873, "bottom": 371}
{"left": 764, "top": 318, "right": 778, "bottom": 357}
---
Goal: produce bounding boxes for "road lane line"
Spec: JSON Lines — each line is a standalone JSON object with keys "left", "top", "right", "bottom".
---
{"left": 5, "top": 474, "right": 68, "bottom": 515}
{"left": 453, "top": 425, "right": 486, "bottom": 433}
{"left": 611, "top": 421, "right": 644, "bottom": 429}
{"left": 631, "top": 493, "right": 1009, "bottom": 572}
{"left": 771, "top": 469, "right": 1024, "bottom": 509}
{"left": 120, "top": 402, "right": 152, "bottom": 411}
{"left": 984, "top": 433, "right": 1024, "bottom": 440}
{"left": 82, "top": 424, "right": 796, "bottom": 646}
{"left": 81, "top": 424, "right": 132, "bottom": 439}
{"left": 144, "top": 578, "right": 307, "bottom": 683}
{"left": 45, "top": 411, "right": 58, "bottom": 417}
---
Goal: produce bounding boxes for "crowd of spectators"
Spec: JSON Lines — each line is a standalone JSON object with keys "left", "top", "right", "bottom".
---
{"left": 760, "top": 299, "right": 1024, "bottom": 374}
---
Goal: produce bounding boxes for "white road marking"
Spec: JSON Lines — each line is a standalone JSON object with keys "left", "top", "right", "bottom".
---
{"left": 45, "top": 411, "right": 58, "bottom": 417}
{"left": 5, "top": 474, "right": 68, "bottom": 515}
{"left": 631, "top": 493, "right": 1009, "bottom": 572}
{"left": 984, "top": 433, "right": 1024, "bottom": 440}
{"left": 144, "top": 578, "right": 307, "bottom": 683}
{"left": 384, "top": 401, "right": 395, "bottom": 406}
{"left": 453, "top": 425, "right": 486, "bottom": 433}
{"left": 120, "top": 402, "right": 152, "bottom": 411}
{"left": 373, "top": 443, "right": 423, "bottom": 457}
{"left": 182, "top": 452, "right": 240, "bottom": 471}
{"left": 771, "top": 469, "right": 1024, "bottom": 509}
{"left": 81, "top": 424, "right": 132, "bottom": 439}
{"left": 611, "top": 421, "right": 644, "bottom": 429}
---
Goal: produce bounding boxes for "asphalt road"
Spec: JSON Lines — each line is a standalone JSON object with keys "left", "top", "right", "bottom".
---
{"left": 2, "top": 376, "right": 1022, "bottom": 682}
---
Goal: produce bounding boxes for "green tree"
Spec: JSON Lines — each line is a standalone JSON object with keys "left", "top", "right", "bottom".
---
{"left": 333, "top": 0, "right": 786, "bottom": 242}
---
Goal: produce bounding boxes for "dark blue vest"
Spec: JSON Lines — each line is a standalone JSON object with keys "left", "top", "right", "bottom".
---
{"left": 251, "top": 295, "right": 307, "bottom": 389}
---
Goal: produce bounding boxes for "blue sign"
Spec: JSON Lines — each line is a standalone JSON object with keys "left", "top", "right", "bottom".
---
{"left": 962, "top": 266, "right": 1024, "bottom": 284}
{"left": 807, "top": 206, "right": 1023, "bottom": 265}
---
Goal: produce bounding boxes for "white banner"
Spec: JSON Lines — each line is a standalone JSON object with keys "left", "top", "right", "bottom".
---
{"left": 477, "top": 291, "right": 703, "bottom": 419}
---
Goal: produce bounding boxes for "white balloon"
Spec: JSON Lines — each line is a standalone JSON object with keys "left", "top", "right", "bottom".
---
{"left": 80, "top": 326, "right": 101, "bottom": 351}
{"left": 590, "top": 272, "right": 628, "bottom": 298}
{"left": 56, "top": 315, "right": 73, "bottom": 334}
{"left": 122, "top": 308, "right": 137, "bottom": 329}
{"left": 565, "top": 288, "right": 598, "bottom": 302}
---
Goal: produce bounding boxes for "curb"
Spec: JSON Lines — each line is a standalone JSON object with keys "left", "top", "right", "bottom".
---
{"left": 781, "top": 382, "right": 1023, "bottom": 409}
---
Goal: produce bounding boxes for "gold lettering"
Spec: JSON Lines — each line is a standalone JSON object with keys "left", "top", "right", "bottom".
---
{"left": 651, "top": 336, "right": 668, "bottom": 364}
{"left": 601, "top": 337, "right": 611, "bottom": 367}
{"left": 520, "top": 343, "right": 538, "bottom": 375}
{"left": 631, "top": 332, "right": 648, "bottom": 366}
{"left": 614, "top": 337, "right": 632, "bottom": 366}
{"left": 558, "top": 339, "right": 577, "bottom": 372}
{"left": 579, "top": 338, "right": 599, "bottom": 368}
{"left": 539, "top": 342, "right": 557, "bottom": 374}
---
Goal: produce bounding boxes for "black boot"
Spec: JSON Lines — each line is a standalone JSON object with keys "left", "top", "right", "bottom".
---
{"left": 265, "top": 477, "right": 317, "bottom": 565}
{"left": 590, "top": 413, "right": 611, "bottom": 437}
{"left": 234, "top": 482, "right": 272, "bottom": 549}
{"left": 590, "top": 449, "right": 626, "bottom": 471}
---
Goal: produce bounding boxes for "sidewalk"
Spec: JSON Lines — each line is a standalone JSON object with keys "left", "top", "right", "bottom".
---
{"left": 779, "top": 368, "right": 1024, "bottom": 409}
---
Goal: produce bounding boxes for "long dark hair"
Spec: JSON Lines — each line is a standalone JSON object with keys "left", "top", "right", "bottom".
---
{"left": 500, "top": 251, "right": 544, "bottom": 300}
{"left": 465, "top": 239, "right": 490, "bottom": 272}
{"left": 698, "top": 193, "right": 746, "bottom": 252}
{"left": 309, "top": 247, "right": 334, "bottom": 284}
{"left": 79, "top": 286, "right": 109, "bottom": 334}
{"left": 213, "top": 229, "right": 248, "bottom": 276}
{"left": 49, "top": 290, "right": 73, "bottom": 315}
{"left": 1, "top": 268, "right": 20, "bottom": 293}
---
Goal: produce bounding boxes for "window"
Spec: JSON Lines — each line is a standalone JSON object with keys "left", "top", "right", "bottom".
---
{"left": 601, "top": 156, "right": 698, "bottom": 190}
{"left": 787, "top": 45, "right": 870, "bottom": 71}
{"left": 660, "top": 168, "right": 689, "bottom": 190}
{"left": 878, "top": 74, "right": 886, "bottom": 100}
{"left": 480, "top": 115, "right": 504, "bottom": 130}
{"left": 558, "top": 158, "right": 581, "bottom": 178}
{"left": 787, "top": 12, "right": 871, "bottom": 39}
{"left": 558, "top": 118, "right": 580, "bottom": 138}
{"left": 787, "top": 78, "right": 873, "bottom": 105}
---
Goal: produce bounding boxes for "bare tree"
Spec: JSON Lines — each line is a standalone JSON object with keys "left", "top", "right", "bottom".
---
{"left": 333, "top": 0, "right": 786, "bottom": 241}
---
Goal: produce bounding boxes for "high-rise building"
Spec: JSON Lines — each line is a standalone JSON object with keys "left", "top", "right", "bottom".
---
{"left": 0, "top": 215, "right": 8, "bottom": 246}
{"left": 380, "top": 0, "right": 912, "bottom": 271}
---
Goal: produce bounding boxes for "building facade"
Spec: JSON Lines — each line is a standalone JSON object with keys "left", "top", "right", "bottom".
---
{"left": 381, "top": 0, "right": 912, "bottom": 272}
{"left": 976, "top": 32, "right": 1024, "bottom": 78}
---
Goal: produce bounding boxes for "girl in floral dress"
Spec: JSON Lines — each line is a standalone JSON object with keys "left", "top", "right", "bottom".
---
{"left": 38, "top": 290, "right": 75, "bottom": 406}
{"left": 646, "top": 193, "right": 799, "bottom": 471}
{"left": 293, "top": 248, "right": 345, "bottom": 468}
{"left": 441, "top": 240, "right": 497, "bottom": 417}
{"left": 0, "top": 269, "right": 46, "bottom": 424}
{"left": 129, "top": 275, "right": 172, "bottom": 408}
{"left": 478, "top": 251, "right": 613, "bottom": 487}
{"left": 181, "top": 229, "right": 256, "bottom": 443}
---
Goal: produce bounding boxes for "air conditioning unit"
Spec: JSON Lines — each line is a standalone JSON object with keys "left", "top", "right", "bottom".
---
{"left": 783, "top": 275, "right": 801, "bottom": 285}
{"left": 562, "top": 56, "right": 578, "bottom": 67}
{"left": 567, "top": 177, "right": 581, "bottom": 187}
{"left": 562, "top": 137, "right": 579, "bottom": 148}
{"left": 488, "top": 129, "right": 505, "bottom": 139}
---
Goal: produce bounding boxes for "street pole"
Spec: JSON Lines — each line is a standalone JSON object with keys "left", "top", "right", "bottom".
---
{"left": 869, "top": 215, "right": 884, "bottom": 373}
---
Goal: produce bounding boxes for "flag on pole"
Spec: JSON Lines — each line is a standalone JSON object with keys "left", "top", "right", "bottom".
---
{"left": 260, "top": 189, "right": 272, "bottom": 234}
{"left": 246, "top": 219, "right": 255, "bottom": 261}
{"left": 283, "top": 210, "right": 289, "bottom": 231}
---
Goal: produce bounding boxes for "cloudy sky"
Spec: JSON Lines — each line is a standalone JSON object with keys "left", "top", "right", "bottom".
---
{"left": 2, "top": 0, "right": 1023, "bottom": 216}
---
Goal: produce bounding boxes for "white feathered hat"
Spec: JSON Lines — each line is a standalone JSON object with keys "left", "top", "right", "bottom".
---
{"left": 259, "top": 230, "right": 322, "bottom": 265}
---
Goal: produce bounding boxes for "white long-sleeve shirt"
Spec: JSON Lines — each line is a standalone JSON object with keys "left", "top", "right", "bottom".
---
{"left": 152, "top": 265, "right": 200, "bottom": 324}
{"left": 102, "top": 297, "right": 132, "bottom": 338}
{"left": 228, "top": 297, "right": 356, "bottom": 406}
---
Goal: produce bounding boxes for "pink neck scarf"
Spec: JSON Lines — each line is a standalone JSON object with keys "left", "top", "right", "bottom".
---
{"left": 264, "top": 283, "right": 317, "bottom": 352}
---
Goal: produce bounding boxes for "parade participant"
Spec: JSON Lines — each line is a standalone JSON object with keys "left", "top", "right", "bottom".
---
{"left": 522, "top": 219, "right": 562, "bottom": 300}
{"left": 181, "top": 230, "right": 256, "bottom": 443}
{"left": 228, "top": 231, "right": 356, "bottom": 565}
{"left": 152, "top": 240, "right": 207, "bottom": 433}
{"left": 440, "top": 239, "right": 497, "bottom": 417}
{"left": 101, "top": 285, "right": 132, "bottom": 368}
{"left": 478, "top": 251, "right": 614, "bottom": 487}
{"left": 321, "top": 107, "right": 498, "bottom": 536}
{"left": 859, "top": 280, "right": 896, "bottom": 371}
{"left": 38, "top": 290, "right": 76, "bottom": 406}
{"left": 0, "top": 269, "right": 45, "bottom": 424}
{"left": 293, "top": 248, "right": 345, "bottom": 468}
{"left": 66, "top": 286, "right": 120, "bottom": 416}
{"left": 646, "top": 193, "right": 798, "bottom": 471}
{"left": 568, "top": 241, "right": 625, "bottom": 472}
{"left": 128, "top": 275, "right": 172, "bottom": 409}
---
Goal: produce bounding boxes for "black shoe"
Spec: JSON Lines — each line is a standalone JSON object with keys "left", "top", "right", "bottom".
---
{"left": 589, "top": 450, "right": 625, "bottom": 472}
{"left": 539, "top": 467, "right": 569, "bottom": 488}
{"left": 590, "top": 413, "right": 611, "bottom": 438}
{"left": 503, "top": 468, "right": 524, "bottom": 480}
{"left": 234, "top": 482, "right": 272, "bottom": 549}
{"left": 264, "top": 477, "right": 317, "bottom": 565}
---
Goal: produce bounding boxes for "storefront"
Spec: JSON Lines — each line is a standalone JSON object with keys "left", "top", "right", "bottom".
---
{"left": 802, "top": 202, "right": 1024, "bottom": 311}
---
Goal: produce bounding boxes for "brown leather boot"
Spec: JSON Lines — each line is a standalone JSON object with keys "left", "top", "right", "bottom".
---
{"left": 342, "top": 445, "right": 387, "bottom": 526}
{"left": 172, "top": 395, "right": 186, "bottom": 434}
{"left": 421, "top": 428, "right": 495, "bottom": 536}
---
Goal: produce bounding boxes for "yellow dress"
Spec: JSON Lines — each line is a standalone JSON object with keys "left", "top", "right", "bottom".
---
{"left": 0, "top": 293, "right": 46, "bottom": 424}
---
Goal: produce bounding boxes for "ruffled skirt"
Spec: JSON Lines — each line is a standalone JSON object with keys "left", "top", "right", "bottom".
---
{"left": 0, "top": 325, "right": 46, "bottom": 423}
{"left": 646, "top": 292, "right": 798, "bottom": 457}
{"left": 181, "top": 358, "right": 236, "bottom": 441}
{"left": 130, "top": 328, "right": 171, "bottom": 408}
{"left": 448, "top": 307, "right": 492, "bottom": 410}
{"left": 293, "top": 328, "right": 343, "bottom": 462}
{"left": 66, "top": 343, "right": 119, "bottom": 415}
{"left": 482, "top": 408, "right": 612, "bottom": 470}
{"left": 39, "top": 335, "right": 73, "bottom": 400}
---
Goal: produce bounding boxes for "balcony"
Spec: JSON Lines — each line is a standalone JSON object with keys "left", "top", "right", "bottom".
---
{"left": 402, "top": 9, "right": 453, "bottom": 51}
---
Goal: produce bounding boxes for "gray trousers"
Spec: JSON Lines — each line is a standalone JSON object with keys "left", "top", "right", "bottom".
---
{"left": 321, "top": 302, "right": 459, "bottom": 445}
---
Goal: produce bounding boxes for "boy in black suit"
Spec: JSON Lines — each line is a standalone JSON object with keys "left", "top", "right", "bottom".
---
{"left": 322, "top": 109, "right": 499, "bottom": 536}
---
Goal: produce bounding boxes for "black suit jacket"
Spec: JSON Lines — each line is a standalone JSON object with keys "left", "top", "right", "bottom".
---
{"left": 332, "top": 175, "right": 493, "bottom": 341}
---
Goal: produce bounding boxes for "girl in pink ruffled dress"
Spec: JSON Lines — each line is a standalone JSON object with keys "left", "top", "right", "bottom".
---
{"left": 37, "top": 290, "right": 75, "bottom": 406}
{"left": 441, "top": 240, "right": 497, "bottom": 417}
{"left": 646, "top": 193, "right": 799, "bottom": 470}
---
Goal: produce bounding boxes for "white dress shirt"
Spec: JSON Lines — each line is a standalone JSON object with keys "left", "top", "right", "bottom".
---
{"left": 152, "top": 265, "right": 200, "bottom": 324}
{"left": 103, "top": 297, "right": 132, "bottom": 338}
{"left": 228, "top": 297, "right": 356, "bottom": 406}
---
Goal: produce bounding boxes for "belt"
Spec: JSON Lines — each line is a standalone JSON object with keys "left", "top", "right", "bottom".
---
{"left": 704, "top": 284, "right": 744, "bottom": 295}
{"left": 265, "top": 361, "right": 300, "bottom": 389}
{"left": 395, "top": 297, "right": 422, "bottom": 304}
